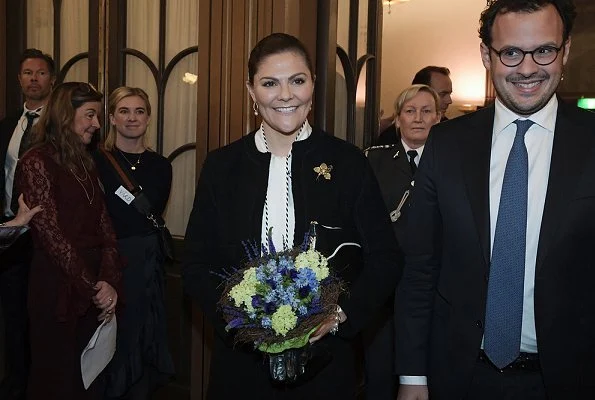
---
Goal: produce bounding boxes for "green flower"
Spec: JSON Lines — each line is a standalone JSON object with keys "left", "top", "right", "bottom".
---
{"left": 229, "top": 267, "right": 258, "bottom": 312}
{"left": 271, "top": 304, "right": 298, "bottom": 336}
{"left": 295, "top": 249, "right": 329, "bottom": 280}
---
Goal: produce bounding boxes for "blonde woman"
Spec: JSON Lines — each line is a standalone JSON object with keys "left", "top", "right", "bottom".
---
{"left": 94, "top": 86, "right": 174, "bottom": 399}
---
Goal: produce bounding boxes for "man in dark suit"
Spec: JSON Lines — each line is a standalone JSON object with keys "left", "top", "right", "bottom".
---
{"left": 396, "top": 1, "right": 595, "bottom": 399}
{"left": 0, "top": 48, "right": 55, "bottom": 400}
{"left": 364, "top": 85, "right": 441, "bottom": 400}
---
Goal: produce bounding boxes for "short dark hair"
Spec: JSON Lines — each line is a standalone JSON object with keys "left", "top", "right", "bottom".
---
{"left": 248, "top": 33, "right": 314, "bottom": 85}
{"left": 411, "top": 66, "right": 450, "bottom": 86}
{"left": 19, "top": 48, "right": 56, "bottom": 77}
{"left": 479, "top": 0, "right": 577, "bottom": 46}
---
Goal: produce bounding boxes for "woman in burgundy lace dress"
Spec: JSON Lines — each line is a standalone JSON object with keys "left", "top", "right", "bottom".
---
{"left": 16, "top": 82, "right": 121, "bottom": 400}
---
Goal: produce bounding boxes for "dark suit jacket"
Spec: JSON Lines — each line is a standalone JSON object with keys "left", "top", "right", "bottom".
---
{"left": 0, "top": 111, "right": 22, "bottom": 215}
{"left": 395, "top": 100, "right": 595, "bottom": 399}
{"left": 366, "top": 135, "right": 414, "bottom": 245}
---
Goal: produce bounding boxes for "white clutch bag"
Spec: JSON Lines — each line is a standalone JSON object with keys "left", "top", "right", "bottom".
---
{"left": 80, "top": 316, "right": 117, "bottom": 389}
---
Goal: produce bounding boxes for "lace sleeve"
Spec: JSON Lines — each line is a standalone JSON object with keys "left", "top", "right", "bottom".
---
{"left": 16, "top": 151, "right": 96, "bottom": 301}
{"left": 97, "top": 191, "right": 122, "bottom": 291}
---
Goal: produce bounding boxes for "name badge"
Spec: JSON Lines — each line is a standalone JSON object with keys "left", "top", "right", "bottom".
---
{"left": 115, "top": 185, "right": 135, "bottom": 205}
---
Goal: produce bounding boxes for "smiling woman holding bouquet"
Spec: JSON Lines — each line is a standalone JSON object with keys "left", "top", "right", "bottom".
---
{"left": 183, "top": 33, "right": 401, "bottom": 399}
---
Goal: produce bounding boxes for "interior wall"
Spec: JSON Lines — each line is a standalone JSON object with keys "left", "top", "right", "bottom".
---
{"left": 380, "top": 0, "right": 487, "bottom": 119}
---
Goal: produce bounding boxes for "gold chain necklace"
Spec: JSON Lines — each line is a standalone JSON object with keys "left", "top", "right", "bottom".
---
{"left": 71, "top": 158, "right": 95, "bottom": 205}
{"left": 118, "top": 148, "right": 143, "bottom": 170}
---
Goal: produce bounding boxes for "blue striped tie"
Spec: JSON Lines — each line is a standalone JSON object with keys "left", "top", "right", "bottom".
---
{"left": 484, "top": 119, "right": 534, "bottom": 369}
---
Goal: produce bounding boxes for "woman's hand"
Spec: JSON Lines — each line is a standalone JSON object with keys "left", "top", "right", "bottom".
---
{"left": 5, "top": 194, "right": 43, "bottom": 227}
{"left": 309, "top": 307, "right": 347, "bottom": 343}
{"left": 93, "top": 281, "right": 117, "bottom": 321}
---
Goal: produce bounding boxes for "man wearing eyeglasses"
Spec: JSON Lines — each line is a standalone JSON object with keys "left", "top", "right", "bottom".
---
{"left": 0, "top": 48, "right": 55, "bottom": 400}
{"left": 395, "top": 1, "right": 595, "bottom": 399}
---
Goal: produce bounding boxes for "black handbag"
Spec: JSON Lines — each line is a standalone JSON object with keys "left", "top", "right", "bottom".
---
{"left": 99, "top": 147, "right": 175, "bottom": 262}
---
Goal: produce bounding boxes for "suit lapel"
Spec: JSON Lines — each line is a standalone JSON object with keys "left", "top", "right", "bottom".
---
{"left": 536, "top": 101, "right": 594, "bottom": 272}
{"left": 392, "top": 139, "right": 413, "bottom": 180}
{"left": 462, "top": 107, "right": 495, "bottom": 268}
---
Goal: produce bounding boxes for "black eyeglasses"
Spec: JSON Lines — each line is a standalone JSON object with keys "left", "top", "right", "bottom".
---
{"left": 489, "top": 44, "right": 564, "bottom": 67}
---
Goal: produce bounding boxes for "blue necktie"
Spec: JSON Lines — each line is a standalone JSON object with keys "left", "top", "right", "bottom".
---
{"left": 484, "top": 119, "right": 534, "bottom": 369}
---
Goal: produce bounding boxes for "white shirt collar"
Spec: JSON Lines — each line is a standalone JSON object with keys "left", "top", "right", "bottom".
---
{"left": 400, "top": 138, "right": 425, "bottom": 160}
{"left": 255, "top": 120, "right": 313, "bottom": 153}
{"left": 22, "top": 103, "right": 44, "bottom": 116}
{"left": 493, "top": 95, "right": 558, "bottom": 135}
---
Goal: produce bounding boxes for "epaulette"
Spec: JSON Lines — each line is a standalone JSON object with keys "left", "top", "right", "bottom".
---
{"left": 364, "top": 143, "right": 397, "bottom": 157}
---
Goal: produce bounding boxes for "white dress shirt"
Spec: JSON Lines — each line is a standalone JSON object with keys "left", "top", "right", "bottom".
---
{"left": 400, "top": 139, "right": 425, "bottom": 167}
{"left": 4, "top": 105, "right": 44, "bottom": 216}
{"left": 400, "top": 96, "right": 557, "bottom": 386}
{"left": 255, "top": 121, "right": 312, "bottom": 252}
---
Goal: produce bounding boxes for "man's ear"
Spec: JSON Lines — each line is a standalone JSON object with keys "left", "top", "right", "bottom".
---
{"left": 480, "top": 43, "right": 492, "bottom": 72}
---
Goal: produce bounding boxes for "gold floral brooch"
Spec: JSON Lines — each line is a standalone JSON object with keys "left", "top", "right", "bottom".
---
{"left": 313, "top": 163, "right": 333, "bottom": 180}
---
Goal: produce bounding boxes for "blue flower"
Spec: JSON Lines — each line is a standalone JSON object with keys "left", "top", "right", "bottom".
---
{"left": 295, "top": 267, "right": 318, "bottom": 290}
{"left": 264, "top": 302, "right": 277, "bottom": 315}
{"left": 297, "top": 305, "right": 308, "bottom": 316}
{"left": 227, "top": 317, "right": 245, "bottom": 329}
{"left": 261, "top": 316, "right": 272, "bottom": 328}
{"left": 251, "top": 295, "right": 263, "bottom": 309}
{"left": 298, "top": 285, "right": 311, "bottom": 298}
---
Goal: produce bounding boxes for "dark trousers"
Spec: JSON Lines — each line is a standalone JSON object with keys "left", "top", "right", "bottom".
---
{"left": 0, "top": 232, "right": 32, "bottom": 400}
{"left": 362, "top": 307, "right": 396, "bottom": 400}
{"left": 466, "top": 357, "right": 546, "bottom": 400}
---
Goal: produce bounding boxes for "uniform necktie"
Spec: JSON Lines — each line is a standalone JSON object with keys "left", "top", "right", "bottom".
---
{"left": 484, "top": 119, "right": 534, "bottom": 369}
{"left": 18, "top": 111, "right": 40, "bottom": 158}
{"left": 407, "top": 150, "right": 418, "bottom": 174}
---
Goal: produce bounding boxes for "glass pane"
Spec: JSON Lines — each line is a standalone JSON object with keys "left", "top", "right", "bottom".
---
{"left": 163, "top": 54, "right": 197, "bottom": 156}
{"left": 60, "top": 0, "right": 89, "bottom": 68}
{"left": 357, "top": 0, "right": 368, "bottom": 58}
{"left": 355, "top": 63, "right": 367, "bottom": 149}
{"left": 62, "top": 58, "right": 88, "bottom": 84}
{"left": 27, "top": 0, "right": 54, "bottom": 54}
{"left": 125, "top": 55, "right": 159, "bottom": 150}
{"left": 165, "top": 0, "right": 199, "bottom": 63}
{"left": 162, "top": 53, "right": 198, "bottom": 234}
{"left": 127, "top": 0, "right": 159, "bottom": 65}
{"left": 334, "top": 54, "right": 348, "bottom": 141}
{"left": 163, "top": 150, "right": 196, "bottom": 237}
{"left": 337, "top": 0, "right": 350, "bottom": 52}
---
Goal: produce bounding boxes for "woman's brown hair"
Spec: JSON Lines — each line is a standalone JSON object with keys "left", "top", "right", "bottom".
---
{"left": 31, "top": 82, "right": 103, "bottom": 172}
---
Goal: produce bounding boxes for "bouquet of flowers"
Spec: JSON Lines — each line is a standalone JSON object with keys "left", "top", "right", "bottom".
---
{"left": 218, "top": 223, "right": 344, "bottom": 383}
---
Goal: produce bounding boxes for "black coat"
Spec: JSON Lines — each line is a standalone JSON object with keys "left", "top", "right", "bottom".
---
{"left": 365, "top": 136, "right": 415, "bottom": 245}
{"left": 395, "top": 100, "right": 595, "bottom": 399}
{"left": 0, "top": 111, "right": 22, "bottom": 214}
{"left": 183, "top": 128, "right": 401, "bottom": 399}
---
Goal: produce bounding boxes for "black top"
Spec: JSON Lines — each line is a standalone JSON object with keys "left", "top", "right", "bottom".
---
{"left": 94, "top": 149, "right": 172, "bottom": 239}
{"left": 182, "top": 127, "right": 402, "bottom": 339}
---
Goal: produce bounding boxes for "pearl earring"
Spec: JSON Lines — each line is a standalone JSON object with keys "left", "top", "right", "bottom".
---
{"left": 253, "top": 102, "right": 259, "bottom": 116}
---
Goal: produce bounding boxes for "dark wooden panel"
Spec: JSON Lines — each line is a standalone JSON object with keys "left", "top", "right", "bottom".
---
{"left": 155, "top": 239, "right": 192, "bottom": 399}
{"left": 4, "top": 0, "right": 26, "bottom": 117}
{"left": 0, "top": 0, "right": 6, "bottom": 119}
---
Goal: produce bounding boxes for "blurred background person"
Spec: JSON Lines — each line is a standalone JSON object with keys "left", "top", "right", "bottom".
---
{"left": 363, "top": 84, "right": 440, "bottom": 400}
{"left": 0, "top": 48, "right": 55, "bottom": 400}
{"left": 94, "top": 86, "right": 174, "bottom": 399}
{"left": 377, "top": 66, "right": 452, "bottom": 144}
{"left": 183, "top": 33, "right": 401, "bottom": 399}
{"left": 0, "top": 195, "right": 42, "bottom": 255}
{"left": 412, "top": 66, "right": 453, "bottom": 121}
{"left": 16, "top": 82, "right": 121, "bottom": 400}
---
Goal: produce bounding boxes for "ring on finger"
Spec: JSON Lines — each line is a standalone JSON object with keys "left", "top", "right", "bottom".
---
{"left": 108, "top": 297, "right": 113, "bottom": 302}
